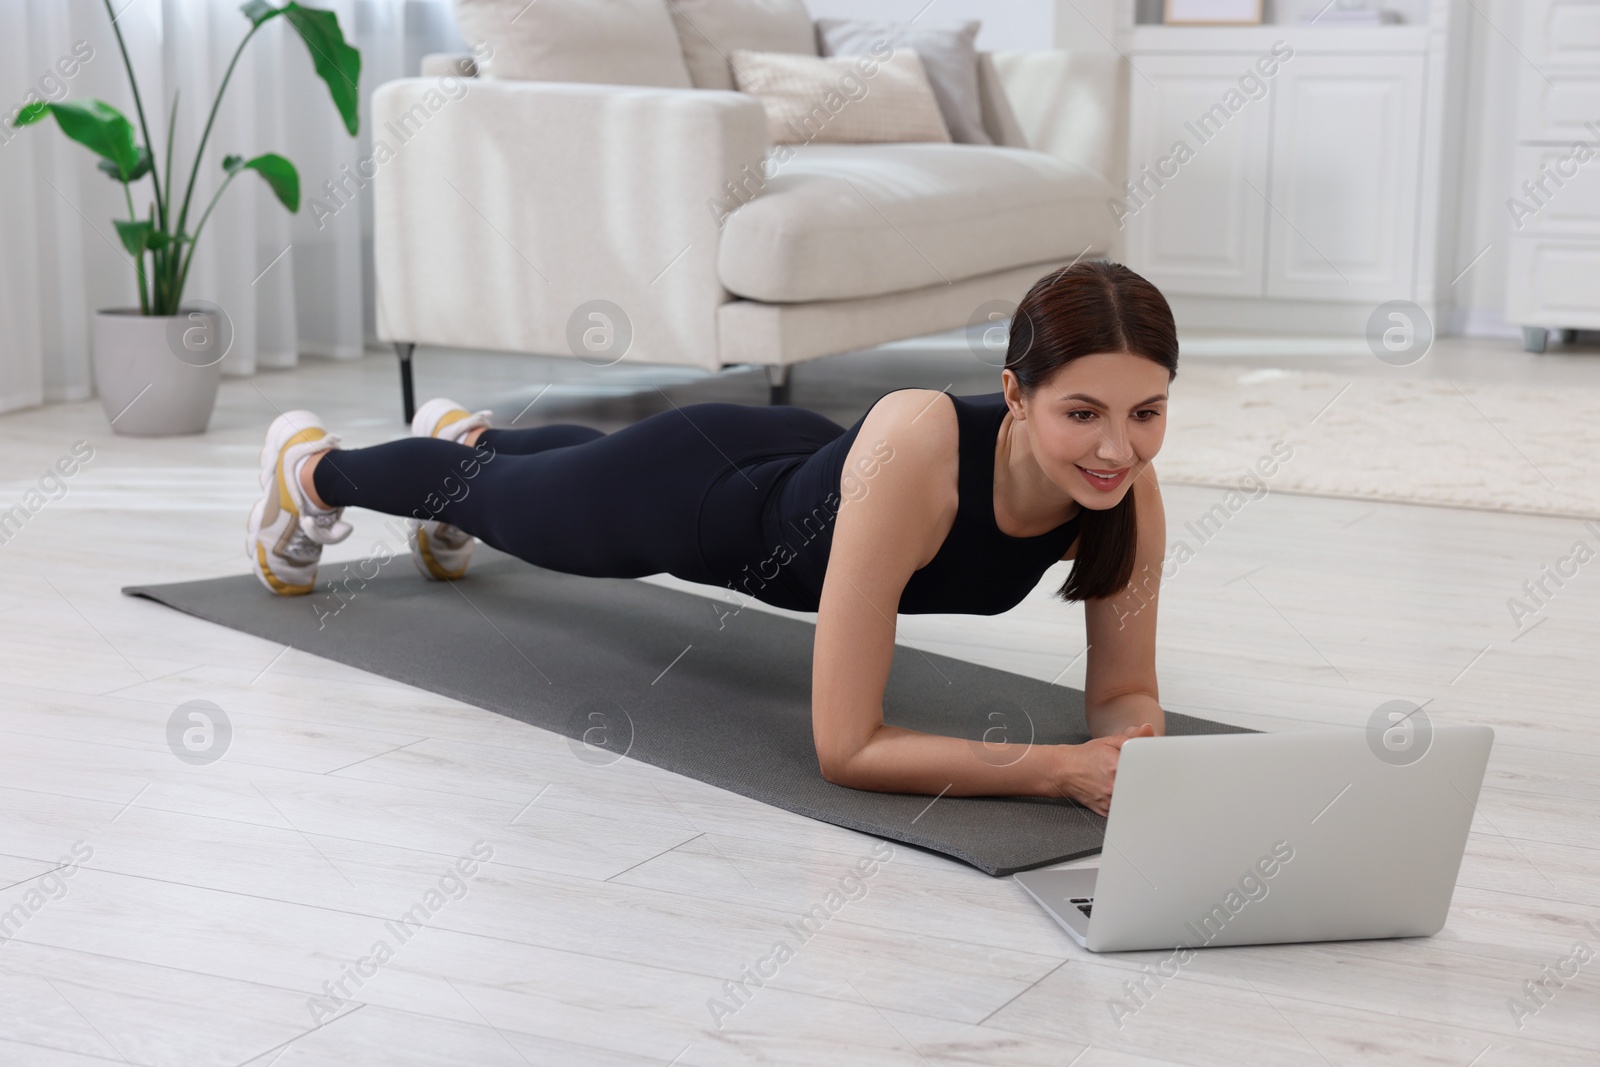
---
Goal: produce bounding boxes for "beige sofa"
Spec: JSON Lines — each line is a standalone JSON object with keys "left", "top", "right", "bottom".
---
{"left": 371, "top": 11, "right": 1124, "bottom": 414}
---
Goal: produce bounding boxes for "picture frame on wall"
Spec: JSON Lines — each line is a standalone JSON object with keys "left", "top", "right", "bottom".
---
{"left": 1163, "top": 0, "right": 1265, "bottom": 24}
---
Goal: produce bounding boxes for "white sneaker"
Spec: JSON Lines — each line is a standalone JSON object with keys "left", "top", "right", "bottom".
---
{"left": 246, "top": 411, "right": 353, "bottom": 596}
{"left": 408, "top": 397, "right": 492, "bottom": 581}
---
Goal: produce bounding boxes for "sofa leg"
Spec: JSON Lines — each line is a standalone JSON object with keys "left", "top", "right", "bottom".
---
{"left": 395, "top": 342, "right": 417, "bottom": 423}
{"left": 1522, "top": 327, "right": 1548, "bottom": 354}
{"left": 766, "top": 364, "right": 791, "bottom": 406}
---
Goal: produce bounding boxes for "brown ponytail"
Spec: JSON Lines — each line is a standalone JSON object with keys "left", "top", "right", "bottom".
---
{"left": 1003, "top": 261, "right": 1178, "bottom": 603}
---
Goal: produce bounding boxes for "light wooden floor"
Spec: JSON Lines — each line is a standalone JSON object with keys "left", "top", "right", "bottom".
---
{"left": 1, "top": 337, "right": 1597, "bottom": 1066}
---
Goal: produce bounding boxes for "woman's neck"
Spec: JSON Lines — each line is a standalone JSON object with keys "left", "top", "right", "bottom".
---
{"left": 994, "top": 410, "right": 1081, "bottom": 537}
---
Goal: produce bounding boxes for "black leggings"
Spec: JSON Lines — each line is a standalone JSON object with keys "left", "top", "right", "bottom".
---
{"left": 312, "top": 402, "right": 849, "bottom": 592}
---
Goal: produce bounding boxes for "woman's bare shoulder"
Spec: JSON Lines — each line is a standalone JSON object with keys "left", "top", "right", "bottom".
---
{"left": 856, "top": 389, "right": 958, "bottom": 458}
{"left": 835, "top": 391, "right": 960, "bottom": 569}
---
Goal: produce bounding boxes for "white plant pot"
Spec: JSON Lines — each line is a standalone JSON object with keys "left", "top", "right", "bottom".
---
{"left": 93, "top": 308, "right": 225, "bottom": 436}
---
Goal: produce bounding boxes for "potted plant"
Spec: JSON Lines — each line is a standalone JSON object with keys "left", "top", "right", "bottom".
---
{"left": 11, "top": 0, "right": 360, "bottom": 436}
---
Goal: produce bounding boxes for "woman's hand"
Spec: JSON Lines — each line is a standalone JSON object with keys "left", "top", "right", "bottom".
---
{"left": 1053, "top": 724, "right": 1157, "bottom": 817}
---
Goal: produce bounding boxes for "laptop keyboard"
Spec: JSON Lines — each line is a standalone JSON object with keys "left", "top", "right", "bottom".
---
{"left": 1071, "top": 897, "right": 1093, "bottom": 917}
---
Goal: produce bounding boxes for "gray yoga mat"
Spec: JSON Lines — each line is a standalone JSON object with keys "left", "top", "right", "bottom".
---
{"left": 124, "top": 547, "right": 1251, "bottom": 876}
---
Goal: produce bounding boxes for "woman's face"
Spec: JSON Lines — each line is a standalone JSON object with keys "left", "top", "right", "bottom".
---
{"left": 1003, "top": 353, "right": 1170, "bottom": 509}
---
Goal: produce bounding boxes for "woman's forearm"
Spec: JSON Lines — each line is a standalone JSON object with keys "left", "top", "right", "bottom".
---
{"left": 1086, "top": 691, "right": 1165, "bottom": 738}
{"left": 822, "top": 723, "right": 1067, "bottom": 798}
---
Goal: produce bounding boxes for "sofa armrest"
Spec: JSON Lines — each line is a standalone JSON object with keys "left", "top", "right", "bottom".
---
{"left": 372, "top": 78, "right": 770, "bottom": 368}
{"left": 979, "top": 50, "right": 1125, "bottom": 190}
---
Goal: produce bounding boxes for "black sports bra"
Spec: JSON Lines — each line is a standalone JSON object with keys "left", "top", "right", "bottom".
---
{"left": 763, "top": 389, "right": 1084, "bottom": 615}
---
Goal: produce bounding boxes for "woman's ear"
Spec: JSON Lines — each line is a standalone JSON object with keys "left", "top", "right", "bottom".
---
{"left": 1000, "top": 369, "right": 1028, "bottom": 420}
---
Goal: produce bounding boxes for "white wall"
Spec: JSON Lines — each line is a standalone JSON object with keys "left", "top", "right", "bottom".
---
{"left": 1054, "top": 0, "right": 1120, "bottom": 51}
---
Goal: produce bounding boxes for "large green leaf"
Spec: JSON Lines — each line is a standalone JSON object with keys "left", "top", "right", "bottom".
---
{"left": 284, "top": 4, "right": 361, "bottom": 136}
{"left": 13, "top": 100, "right": 49, "bottom": 127}
{"left": 97, "top": 146, "right": 153, "bottom": 183}
{"left": 28, "top": 100, "right": 141, "bottom": 177}
{"left": 114, "top": 219, "right": 155, "bottom": 259}
{"left": 242, "top": 2, "right": 360, "bottom": 136}
{"left": 224, "top": 152, "right": 300, "bottom": 212}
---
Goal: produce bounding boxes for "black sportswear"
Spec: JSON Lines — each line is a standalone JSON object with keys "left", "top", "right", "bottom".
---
{"left": 313, "top": 389, "right": 1084, "bottom": 614}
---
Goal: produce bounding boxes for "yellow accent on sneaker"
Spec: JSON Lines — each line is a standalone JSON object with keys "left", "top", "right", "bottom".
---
{"left": 276, "top": 426, "right": 332, "bottom": 515}
{"left": 249, "top": 411, "right": 351, "bottom": 597}
{"left": 431, "top": 409, "right": 474, "bottom": 437}
{"left": 415, "top": 526, "right": 470, "bottom": 580}
{"left": 413, "top": 397, "right": 492, "bottom": 445}
{"left": 255, "top": 542, "right": 314, "bottom": 596}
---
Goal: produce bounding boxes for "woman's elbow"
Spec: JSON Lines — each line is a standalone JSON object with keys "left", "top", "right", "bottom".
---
{"left": 814, "top": 714, "right": 885, "bottom": 789}
{"left": 817, "top": 749, "right": 858, "bottom": 787}
{"left": 815, "top": 734, "right": 872, "bottom": 789}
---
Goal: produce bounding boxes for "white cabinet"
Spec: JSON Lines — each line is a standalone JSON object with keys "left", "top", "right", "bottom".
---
{"left": 1506, "top": 0, "right": 1600, "bottom": 351}
{"left": 1125, "top": 54, "right": 1271, "bottom": 296}
{"left": 1115, "top": 12, "right": 1466, "bottom": 335}
{"left": 1264, "top": 55, "right": 1424, "bottom": 301}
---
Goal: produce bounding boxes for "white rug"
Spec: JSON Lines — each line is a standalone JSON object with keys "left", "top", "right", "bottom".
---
{"left": 1155, "top": 363, "right": 1600, "bottom": 520}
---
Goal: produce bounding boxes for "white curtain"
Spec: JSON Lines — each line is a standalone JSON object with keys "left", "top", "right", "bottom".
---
{"left": 0, "top": 0, "right": 464, "bottom": 412}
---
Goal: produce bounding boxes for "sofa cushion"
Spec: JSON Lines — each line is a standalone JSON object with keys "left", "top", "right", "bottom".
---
{"left": 669, "top": 0, "right": 817, "bottom": 91}
{"left": 817, "top": 19, "right": 993, "bottom": 145}
{"left": 717, "top": 143, "right": 1116, "bottom": 303}
{"left": 455, "top": 0, "right": 692, "bottom": 87}
{"left": 731, "top": 49, "right": 951, "bottom": 145}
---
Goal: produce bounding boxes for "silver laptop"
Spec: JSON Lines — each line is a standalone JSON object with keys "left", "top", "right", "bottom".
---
{"left": 1014, "top": 725, "right": 1493, "bottom": 952}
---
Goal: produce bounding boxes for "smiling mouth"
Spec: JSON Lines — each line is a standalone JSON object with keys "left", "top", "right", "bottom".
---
{"left": 1076, "top": 464, "right": 1131, "bottom": 489}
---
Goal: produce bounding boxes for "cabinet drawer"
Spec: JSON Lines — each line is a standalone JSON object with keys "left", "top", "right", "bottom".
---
{"left": 1507, "top": 238, "right": 1600, "bottom": 327}
{"left": 1517, "top": 70, "right": 1600, "bottom": 142}
{"left": 1509, "top": 145, "right": 1600, "bottom": 237}
{"left": 1520, "top": 0, "right": 1600, "bottom": 68}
